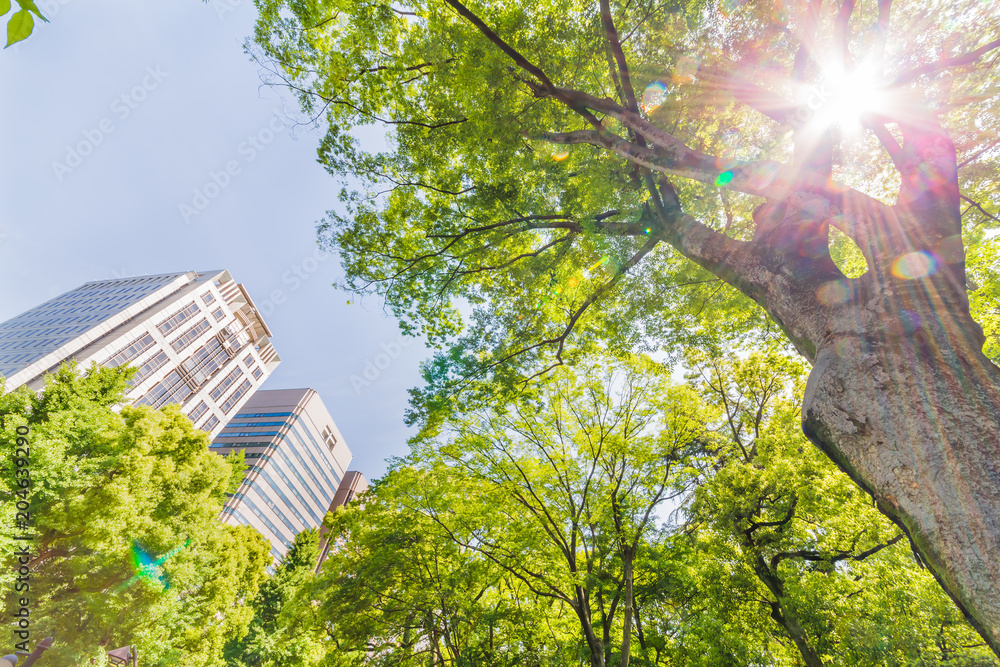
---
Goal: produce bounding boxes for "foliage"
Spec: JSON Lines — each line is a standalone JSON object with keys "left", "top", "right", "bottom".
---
{"left": 0, "top": 364, "right": 272, "bottom": 666}
{"left": 2, "top": 0, "right": 47, "bottom": 48}
{"left": 251, "top": 0, "right": 1000, "bottom": 650}
{"left": 250, "top": 0, "right": 1000, "bottom": 371}
{"left": 261, "top": 354, "right": 997, "bottom": 665}
{"left": 223, "top": 528, "right": 323, "bottom": 667}
{"left": 252, "top": 0, "right": 779, "bottom": 370}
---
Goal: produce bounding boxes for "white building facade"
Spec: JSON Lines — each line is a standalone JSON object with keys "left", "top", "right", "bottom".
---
{"left": 209, "top": 388, "right": 357, "bottom": 563}
{"left": 0, "top": 270, "right": 280, "bottom": 436}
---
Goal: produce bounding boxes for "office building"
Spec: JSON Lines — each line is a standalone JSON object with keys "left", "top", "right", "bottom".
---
{"left": 0, "top": 270, "right": 280, "bottom": 436}
{"left": 210, "top": 388, "right": 362, "bottom": 562}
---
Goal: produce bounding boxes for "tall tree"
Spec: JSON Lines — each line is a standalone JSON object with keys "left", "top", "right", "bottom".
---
{"left": 0, "top": 365, "right": 272, "bottom": 666}
{"left": 272, "top": 357, "right": 709, "bottom": 667}
{"left": 674, "top": 350, "right": 996, "bottom": 666}
{"left": 275, "top": 466, "right": 566, "bottom": 666}
{"left": 253, "top": 0, "right": 1000, "bottom": 651}
{"left": 417, "top": 358, "right": 709, "bottom": 667}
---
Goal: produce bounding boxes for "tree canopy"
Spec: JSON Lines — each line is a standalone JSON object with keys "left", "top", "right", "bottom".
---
{"left": 262, "top": 354, "right": 996, "bottom": 666}
{"left": 252, "top": 0, "right": 1000, "bottom": 652}
{"left": 224, "top": 528, "right": 323, "bottom": 667}
{"left": 0, "top": 364, "right": 272, "bottom": 666}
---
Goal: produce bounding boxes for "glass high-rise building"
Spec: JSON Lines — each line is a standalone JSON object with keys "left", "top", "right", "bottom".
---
{"left": 209, "top": 388, "right": 362, "bottom": 563}
{"left": 0, "top": 270, "right": 280, "bottom": 436}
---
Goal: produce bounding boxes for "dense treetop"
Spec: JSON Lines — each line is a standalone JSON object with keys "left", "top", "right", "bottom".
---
{"left": 253, "top": 0, "right": 1000, "bottom": 372}
{"left": 0, "top": 365, "right": 272, "bottom": 666}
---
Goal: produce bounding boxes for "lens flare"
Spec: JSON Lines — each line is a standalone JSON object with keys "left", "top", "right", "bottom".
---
{"left": 747, "top": 163, "right": 779, "bottom": 190}
{"left": 643, "top": 82, "right": 668, "bottom": 112}
{"left": 891, "top": 252, "right": 938, "bottom": 279}
{"left": 118, "top": 539, "right": 191, "bottom": 591}
{"left": 552, "top": 149, "right": 570, "bottom": 161}
{"left": 817, "top": 280, "right": 852, "bottom": 306}
{"left": 674, "top": 55, "right": 702, "bottom": 83}
{"left": 715, "top": 171, "right": 734, "bottom": 186}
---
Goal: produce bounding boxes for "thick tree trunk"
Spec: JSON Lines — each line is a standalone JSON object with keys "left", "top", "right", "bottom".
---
{"left": 664, "top": 187, "right": 1000, "bottom": 654}
{"left": 659, "top": 113, "right": 1000, "bottom": 656}
{"left": 802, "top": 285, "right": 1000, "bottom": 655}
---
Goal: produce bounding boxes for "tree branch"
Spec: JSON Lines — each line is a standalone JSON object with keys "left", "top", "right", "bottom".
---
{"left": 441, "top": 0, "right": 604, "bottom": 130}
{"left": 503, "top": 236, "right": 661, "bottom": 381}
{"left": 599, "top": 0, "right": 641, "bottom": 118}
{"left": 893, "top": 36, "right": 1000, "bottom": 86}
{"left": 962, "top": 194, "right": 1000, "bottom": 225}
{"left": 745, "top": 495, "right": 798, "bottom": 541}
{"left": 834, "top": 0, "right": 857, "bottom": 67}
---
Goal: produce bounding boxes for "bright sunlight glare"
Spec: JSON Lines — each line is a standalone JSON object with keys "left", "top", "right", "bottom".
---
{"left": 812, "top": 62, "right": 886, "bottom": 131}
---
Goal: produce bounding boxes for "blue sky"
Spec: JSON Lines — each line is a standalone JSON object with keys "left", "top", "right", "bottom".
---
{"left": 0, "top": 0, "right": 427, "bottom": 480}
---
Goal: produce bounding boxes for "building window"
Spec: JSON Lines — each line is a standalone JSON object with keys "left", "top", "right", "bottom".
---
{"left": 188, "top": 401, "right": 209, "bottom": 422}
{"left": 103, "top": 333, "right": 155, "bottom": 368}
{"left": 135, "top": 371, "right": 193, "bottom": 409}
{"left": 212, "top": 307, "right": 225, "bottom": 321}
{"left": 201, "top": 292, "right": 215, "bottom": 305}
{"left": 211, "top": 440, "right": 272, "bottom": 449}
{"left": 129, "top": 351, "right": 169, "bottom": 387}
{"left": 211, "top": 367, "right": 244, "bottom": 401}
{"left": 170, "top": 319, "right": 211, "bottom": 353}
{"left": 201, "top": 415, "right": 220, "bottom": 432}
{"left": 243, "top": 354, "right": 254, "bottom": 367}
{"left": 221, "top": 421, "right": 284, "bottom": 428}
{"left": 179, "top": 338, "right": 229, "bottom": 388}
{"left": 252, "top": 367, "right": 263, "bottom": 380}
{"left": 156, "top": 302, "right": 199, "bottom": 335}
{"left": 221, "top": 380, "right": 253, "bottom": 414}
{"left": 215, "top": 431, "right": 280, "bottom": 438}
{"left": 233, "top": 412, "right": 293, "bottom": 419}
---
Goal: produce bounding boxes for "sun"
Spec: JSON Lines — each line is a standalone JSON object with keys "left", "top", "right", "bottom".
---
{"left": 812, "top": 62, "right": 887, "bottom": 131}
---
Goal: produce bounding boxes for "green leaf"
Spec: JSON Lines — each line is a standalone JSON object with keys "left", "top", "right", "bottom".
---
{"left": 16, "top": 0, "right": 46, "bottom": 21}
{"left": 0, "top": 1, "right": 11, "bottom": 18}
{"left": 5, "top": 8, "right": 32, "bottom": 47}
